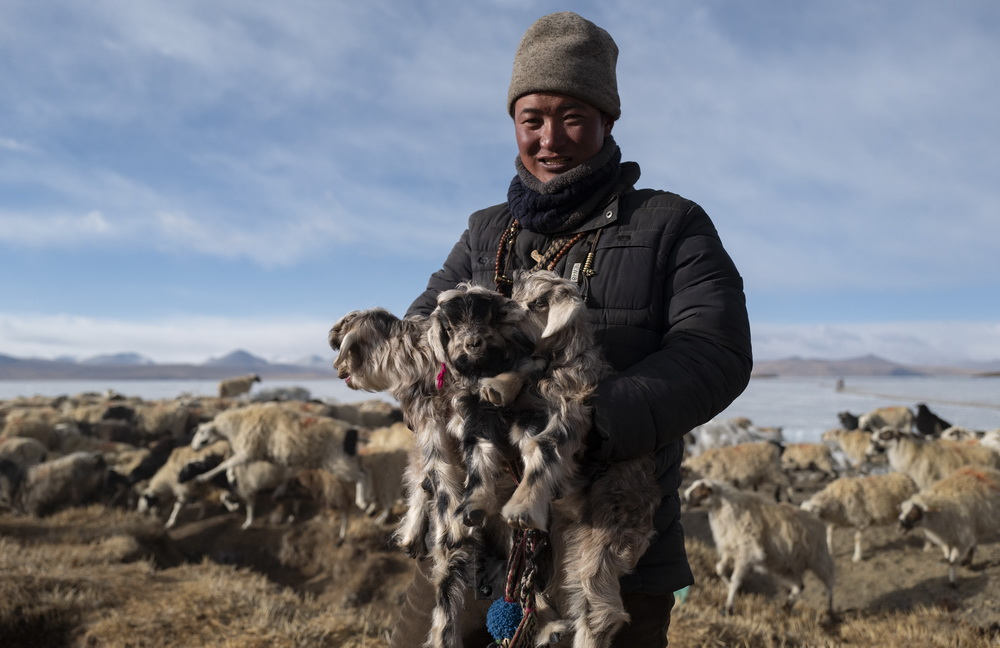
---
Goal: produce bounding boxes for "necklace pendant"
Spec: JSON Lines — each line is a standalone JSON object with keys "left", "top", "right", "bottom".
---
{"left": 530, "top": 250, "right": 544, "bottom": 263}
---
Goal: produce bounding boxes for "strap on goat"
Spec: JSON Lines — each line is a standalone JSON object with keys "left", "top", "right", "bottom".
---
{"left": 498, "top": 528, "right": 548, "bottom": 648}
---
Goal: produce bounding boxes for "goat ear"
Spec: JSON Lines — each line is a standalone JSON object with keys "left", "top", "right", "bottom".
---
{"left": 542, "top": 299, "right": 582, "bottom": 339}
{"left": 426, "top": 313, "right": 449, "bottom": 363}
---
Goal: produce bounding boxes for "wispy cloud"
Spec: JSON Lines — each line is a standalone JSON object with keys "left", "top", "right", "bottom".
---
{"left": 0, "top": 0, "right": 998, "bottom": 365}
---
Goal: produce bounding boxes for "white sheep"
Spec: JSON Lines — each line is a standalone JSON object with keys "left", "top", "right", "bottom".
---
{"left": 682, "top": 441, "right": 790, "bottom": 500}
{"left": 981, "top": 430, "right": 1000, "bottom": 453}
{"left": 800, "top": 472, "right": 918, "bottom": 562}
{"left": 684, "top": 478, "right": 835, "bottom": 615}
{"left": 867, "top": 428, "right": 1000, "bottom": 489}
{"left": 217, "top": 373, "right": 262, "bottom": 399}
{"left": 940, "top": 426, "right": 980, "bottom": 442}
{"left": 220, "top": 460, "right": 291, "bottom": 529}
{"left": 0, "top": 436, "right": 48, "bottom": 469}
{"left": 685, "top": 417, "right": 783, "bottom": 457}
{"left": 138, "top": 439, "right": 230, "bottom": 528}
{"left": 898, "top": 466, "right": 1000, "bottom": 585}
{"left": 188, "top": 403, "right": 365, "bottom": 499}
{"left": 780, "top": 443, "right": 838, "bottom": 480}
{"left": 821, "top": 428, "right": 872, "bottom": 472}
{"left": 858, "top": 405, "right": 914, "bottom": 432}
{"left": 355, "top": 422, "right": 415, "bottom": 524}
{"left": 0, "top": 451, "right": 110, "bottom": 516}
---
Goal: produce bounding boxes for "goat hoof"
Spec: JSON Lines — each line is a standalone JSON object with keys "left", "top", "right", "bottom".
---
{"left": 463, "top": 508, "right": 485, "bottom": 527}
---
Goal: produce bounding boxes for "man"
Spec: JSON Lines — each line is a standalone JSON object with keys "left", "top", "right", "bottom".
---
{"left": 397, "top": 11, "right": 752, "bottom": 647}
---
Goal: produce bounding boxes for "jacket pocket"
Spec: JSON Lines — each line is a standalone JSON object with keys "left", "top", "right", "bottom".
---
{"left": 586, "top": 230, "right": 659, "bottom": 310}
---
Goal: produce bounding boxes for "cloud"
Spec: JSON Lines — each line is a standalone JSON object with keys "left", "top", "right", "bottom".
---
{"left": 0, "top": 0, "right": 997, "bottom": 333}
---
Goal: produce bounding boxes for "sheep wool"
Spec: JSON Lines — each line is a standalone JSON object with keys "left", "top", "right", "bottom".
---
{"left": 801, "top": 472, "right": 918, "bottom": 562}
{"left": 899, "top": 466, "right": 1000, "bottom": 584}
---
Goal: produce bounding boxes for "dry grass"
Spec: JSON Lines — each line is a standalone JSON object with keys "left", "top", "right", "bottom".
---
{"left": 0, "top": 502, "right": 997, "bottom": 647}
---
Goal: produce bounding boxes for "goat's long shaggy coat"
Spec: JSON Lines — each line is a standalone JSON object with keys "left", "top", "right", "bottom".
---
{"left": 331, "top": 270, "right": 659, "bottom": 648}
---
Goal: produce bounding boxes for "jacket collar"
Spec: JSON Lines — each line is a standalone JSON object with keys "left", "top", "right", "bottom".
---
{"left": 559, "top": 161, "right": 640, "bottom": 234}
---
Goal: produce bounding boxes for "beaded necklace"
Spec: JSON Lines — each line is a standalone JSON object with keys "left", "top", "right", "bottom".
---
{"left": 495, "top": 218, "right": 601, "bottom": 295}
{"left": 494, "top": 219, "right": 521, "bottom": 294}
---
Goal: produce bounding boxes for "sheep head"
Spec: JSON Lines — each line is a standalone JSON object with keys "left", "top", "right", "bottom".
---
{"left": 683, "top": 478, "right": 719, "bottom": 508}
{"left": 191, "top": 421, "right": 221, "bottom": 450}
{"left": 898, "top": 499, "right": 925, "bottom": 531}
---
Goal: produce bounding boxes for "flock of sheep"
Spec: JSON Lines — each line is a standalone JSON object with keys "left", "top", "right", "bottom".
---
{"left": 0, "top": 379, "right": 414, "bottom": 547}
{"left": 3, "top": 376, "right": 999, "bottom": 628}
{"left": 681, "top": 404, "right": 1000, "bottom": 615}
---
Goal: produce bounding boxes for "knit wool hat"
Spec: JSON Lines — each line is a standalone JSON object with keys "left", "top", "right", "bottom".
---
{"left": 507, "top": 12, "right": 620, "bottom": 120}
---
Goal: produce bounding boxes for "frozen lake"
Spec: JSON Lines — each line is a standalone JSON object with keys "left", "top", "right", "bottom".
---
{"left": 2, "top": 375, "right": 998, "bottom": 443}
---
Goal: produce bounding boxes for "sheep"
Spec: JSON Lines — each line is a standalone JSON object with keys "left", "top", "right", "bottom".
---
{"left": 355, "top": 422, "right": 415, "bottom": 524}
{"left": 780, "top": 443, "right": 838, "bottom": 480}
{"left": 1, "top": 406, "right": 66, "bottom": 450}
{"left": 684, "top": 478, "right": 835, "bottom": 616}
{"left": 800, "top": 472, "right": 918, "bottom": 561}
{"left": 327, "top": 399, "right": 404, "bottom": 428}
{"left": 0, "top": 436, "right": 48, "bottom": 469}
{"left": 133, "top": 400, "right": 193, "bottom": 442}
{"left": 220, "top": 460, "right": 292, "bottom": 529}
{"left": 188, "top": 403, "right": 365, "bottom": 499}
{"left": 138, "top": 440, "right": 231, "bottom": 528}
{"left": 685, "top": 417, "right": 783, "bottom": 457}
{"left": 898, "top": 466, "right": 1000, "bottom": 586}
{"left": 0, "top": 451, "right": 111, "bottom": 516}
{"left": 867, "top": 428, "right": 1000, "bottom": 489}
{"left": 218, "top": 373, "right": 262, "bottom": 399}
{"left": 940, "top": 426, "right": 981, "bottom": 442}
{"left": 914, "top": 403, "right": 951, "bottom": 437}
{"left": 858, "top": 405, "right": 914, "bottom": 433}
{"left": 682, "top": 441, "right": 790, "bottom": 500}
{"left": 982, "top": 430, "right": 1000, "bottom": 453}
{"left": 281, "top": 467, "right": 360, "bottom": 539}
{"left": 821, "top": 428, "right": 873, "bottom": 472}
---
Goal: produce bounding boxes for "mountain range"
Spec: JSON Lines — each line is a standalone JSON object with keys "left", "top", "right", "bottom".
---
{"left": 0, "top": 350, "right": 997, "bottom": 380}
{"left": 0, "top": 349, "right": 336, "bottom": 380}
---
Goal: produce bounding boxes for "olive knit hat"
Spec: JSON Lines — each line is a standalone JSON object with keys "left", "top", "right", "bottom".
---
{"left": 507, "top": 12, "right": 620, "bottom": 120}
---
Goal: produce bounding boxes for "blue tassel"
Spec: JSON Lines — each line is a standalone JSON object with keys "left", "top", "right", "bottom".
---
{"left": 486, "top": 598, "right": 522, "bottom": 641}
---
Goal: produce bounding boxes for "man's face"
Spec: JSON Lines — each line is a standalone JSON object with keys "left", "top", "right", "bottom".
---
{"left": 513, "top": 92, "right": 613, "bottom": 183}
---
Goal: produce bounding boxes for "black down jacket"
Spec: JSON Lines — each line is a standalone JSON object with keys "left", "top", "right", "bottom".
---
{"left": 407, "top": 162, "right": 752, "bottom": 594}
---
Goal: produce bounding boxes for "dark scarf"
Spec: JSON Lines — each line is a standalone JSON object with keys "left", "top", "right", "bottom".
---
{"left": 507, "top": 136, "right": 621, "bottom": 234}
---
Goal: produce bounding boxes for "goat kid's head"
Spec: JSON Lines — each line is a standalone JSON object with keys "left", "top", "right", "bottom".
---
{"left": 328, "top": 309, "right": 400, "bottom": 392}
{"left": 511, "top": 270, "right": 586, "bottom": 342}
{"left": 428, "top": 284, "right": 533, "bottom": 379}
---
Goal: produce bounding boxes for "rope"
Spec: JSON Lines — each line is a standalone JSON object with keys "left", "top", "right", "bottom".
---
{"left": 497, "top": 528, "right": 548, "bottom": 648}
{"left": 838, "top": 386, "right": 1000, "bottom": 411}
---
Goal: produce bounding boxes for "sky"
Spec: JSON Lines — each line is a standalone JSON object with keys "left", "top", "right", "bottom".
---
{"left": 1, "top": 0, "right": 998, "bottom": 367}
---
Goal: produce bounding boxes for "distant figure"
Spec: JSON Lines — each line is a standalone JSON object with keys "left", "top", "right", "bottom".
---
{"left": 835, "top": 378, "right": 845, "bottom": 392}
{"left": 218, "top": 373, "right": 261, "bottom": 399}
